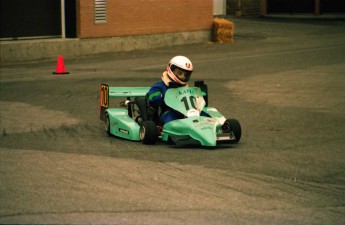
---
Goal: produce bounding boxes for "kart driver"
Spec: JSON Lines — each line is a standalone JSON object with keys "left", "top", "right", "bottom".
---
{"left": 147, "top": 55, "right": 194, "bottom": 125}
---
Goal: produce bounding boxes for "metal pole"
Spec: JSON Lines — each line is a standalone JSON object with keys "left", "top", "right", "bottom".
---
{"left": 236, "top": 0, "right": 242, "bottom": 17}
{"left": 261, "top": 0, "right": 267, "bottom": 16}
{"left": 315, "top": 0, "right": 320, "bottom": 16}
{"left": 61, "top": 0, "right": 66, "bottom": 38}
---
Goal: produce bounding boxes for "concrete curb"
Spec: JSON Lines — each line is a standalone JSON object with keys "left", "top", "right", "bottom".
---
{"left": 0, "top": 30, "right": 211, "bottom": 65}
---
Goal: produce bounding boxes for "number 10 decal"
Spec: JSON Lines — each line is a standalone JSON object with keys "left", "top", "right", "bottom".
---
{"left": 181, "top": 96, "right": 197, "bottom": 110}
{"left": 100, "top": 84, "right": 109, "bottom": 120}
{"left": 100, "top": 84, "right": 109, "bottom": 108}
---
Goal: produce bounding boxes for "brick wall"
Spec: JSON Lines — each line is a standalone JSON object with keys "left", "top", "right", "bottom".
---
{"left": 226, "top": 0, "right": 262, "bottom": 17}
{"left": 77, "top": 0, "right": 213, "bottom": 38}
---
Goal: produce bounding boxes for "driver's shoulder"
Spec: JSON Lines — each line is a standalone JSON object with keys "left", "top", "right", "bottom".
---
{"left": 150, "top": 81, "right": 168, "bottom": 91}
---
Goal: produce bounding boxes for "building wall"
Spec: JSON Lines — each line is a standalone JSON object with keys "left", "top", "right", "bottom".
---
{"left": 77, "top": 0, "right": 213, "bottom": 38}
{"left": 226, "top": 0, "right": 262, "bottom": 17}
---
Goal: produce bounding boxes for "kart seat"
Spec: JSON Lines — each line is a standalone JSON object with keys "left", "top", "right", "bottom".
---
{"left": 135, "top": 96, "right": 158, "bottom": 122}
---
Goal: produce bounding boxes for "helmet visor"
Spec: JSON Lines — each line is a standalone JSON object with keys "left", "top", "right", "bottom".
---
{"left": 172, "top": 67, "right": 192, "bottom": 82}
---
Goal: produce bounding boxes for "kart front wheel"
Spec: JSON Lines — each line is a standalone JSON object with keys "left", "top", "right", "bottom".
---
{"left": 140, "top": 121, "right": 158, "bottom": 145}
{"left": 223, "top": 119, "right": 241, "bottom": 143}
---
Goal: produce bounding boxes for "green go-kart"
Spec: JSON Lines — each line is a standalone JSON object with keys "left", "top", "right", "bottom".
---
{"left": 99, "top": 81, "right": 241, "bottom": 147}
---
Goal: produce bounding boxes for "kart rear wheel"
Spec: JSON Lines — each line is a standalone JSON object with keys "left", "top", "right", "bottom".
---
{"left": 140, "top": 121, "right": 158, "bottom": 145}
{"left": 105, "top": 113, "right": 111, "bottom": 136}
{"left": 223, "top": 119, "right": 241, "bottom": 143}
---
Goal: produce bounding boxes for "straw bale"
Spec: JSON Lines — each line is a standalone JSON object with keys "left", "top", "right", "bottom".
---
{"left": 213, "top": 18, "right": 235, "bottom": 43}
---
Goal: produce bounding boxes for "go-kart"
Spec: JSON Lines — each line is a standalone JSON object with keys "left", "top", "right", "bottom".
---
{"left": 99, "top": 81, "right": 241, "bottom": 147}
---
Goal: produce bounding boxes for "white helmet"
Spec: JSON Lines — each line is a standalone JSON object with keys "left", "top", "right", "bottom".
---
{"left": 166, "top": 56, "right": 193, "bottom": 86}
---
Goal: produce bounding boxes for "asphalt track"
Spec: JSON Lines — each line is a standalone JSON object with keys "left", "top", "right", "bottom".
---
{"left": 1, "top": 18, "right": 345, "bottom": 225}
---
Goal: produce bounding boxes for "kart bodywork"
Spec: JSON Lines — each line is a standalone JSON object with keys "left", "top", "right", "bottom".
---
{"left": 99, "top": 81, "right": 241, "bottom": 147}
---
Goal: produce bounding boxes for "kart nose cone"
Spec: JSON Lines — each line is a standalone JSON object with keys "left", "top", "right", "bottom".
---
{"left": 192, "top": 124, "right": 217, "bottom": 146}
{"left": 163, "top": 117, "right": 217, "bottom": 147}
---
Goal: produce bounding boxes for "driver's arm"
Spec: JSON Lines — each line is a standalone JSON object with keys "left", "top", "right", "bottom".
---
{"left": 147, "top": 86, "right": 163, "bottom": 108}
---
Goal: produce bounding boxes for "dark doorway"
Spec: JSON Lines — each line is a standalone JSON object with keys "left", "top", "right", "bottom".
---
{"left": 321, "top": 0, "right": 345, "bottom": 14}
{"left": 65, "top": 0, "right": 77, "bottom": 38}
{"left": 0, "top": 0, "right": 61, "bottom": 39}
{"left": 267, "top": 0, "right": 314, "bottom": 14}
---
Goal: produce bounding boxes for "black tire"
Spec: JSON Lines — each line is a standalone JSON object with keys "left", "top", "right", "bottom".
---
{"left": 105, "top": 113, "right": 111, "bottom": 136}
{"left": 140, "top": 121, "right": 158, "bottom": 145}
{"left": 223, "top": 119, "right": 241, "bottom": 143}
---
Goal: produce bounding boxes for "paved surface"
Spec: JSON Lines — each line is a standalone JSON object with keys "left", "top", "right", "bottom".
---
{"left": 1, "top": 17, "right": 345, "bottom": 224}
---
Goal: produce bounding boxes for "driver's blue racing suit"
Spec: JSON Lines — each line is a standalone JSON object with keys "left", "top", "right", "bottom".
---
{"left": 147, "top": 80, "right": 176, "bottom": 124}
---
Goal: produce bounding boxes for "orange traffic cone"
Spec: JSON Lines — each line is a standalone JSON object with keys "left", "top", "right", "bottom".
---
{"left": 53, "top": 55, "right": 69, "bottom": 75}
